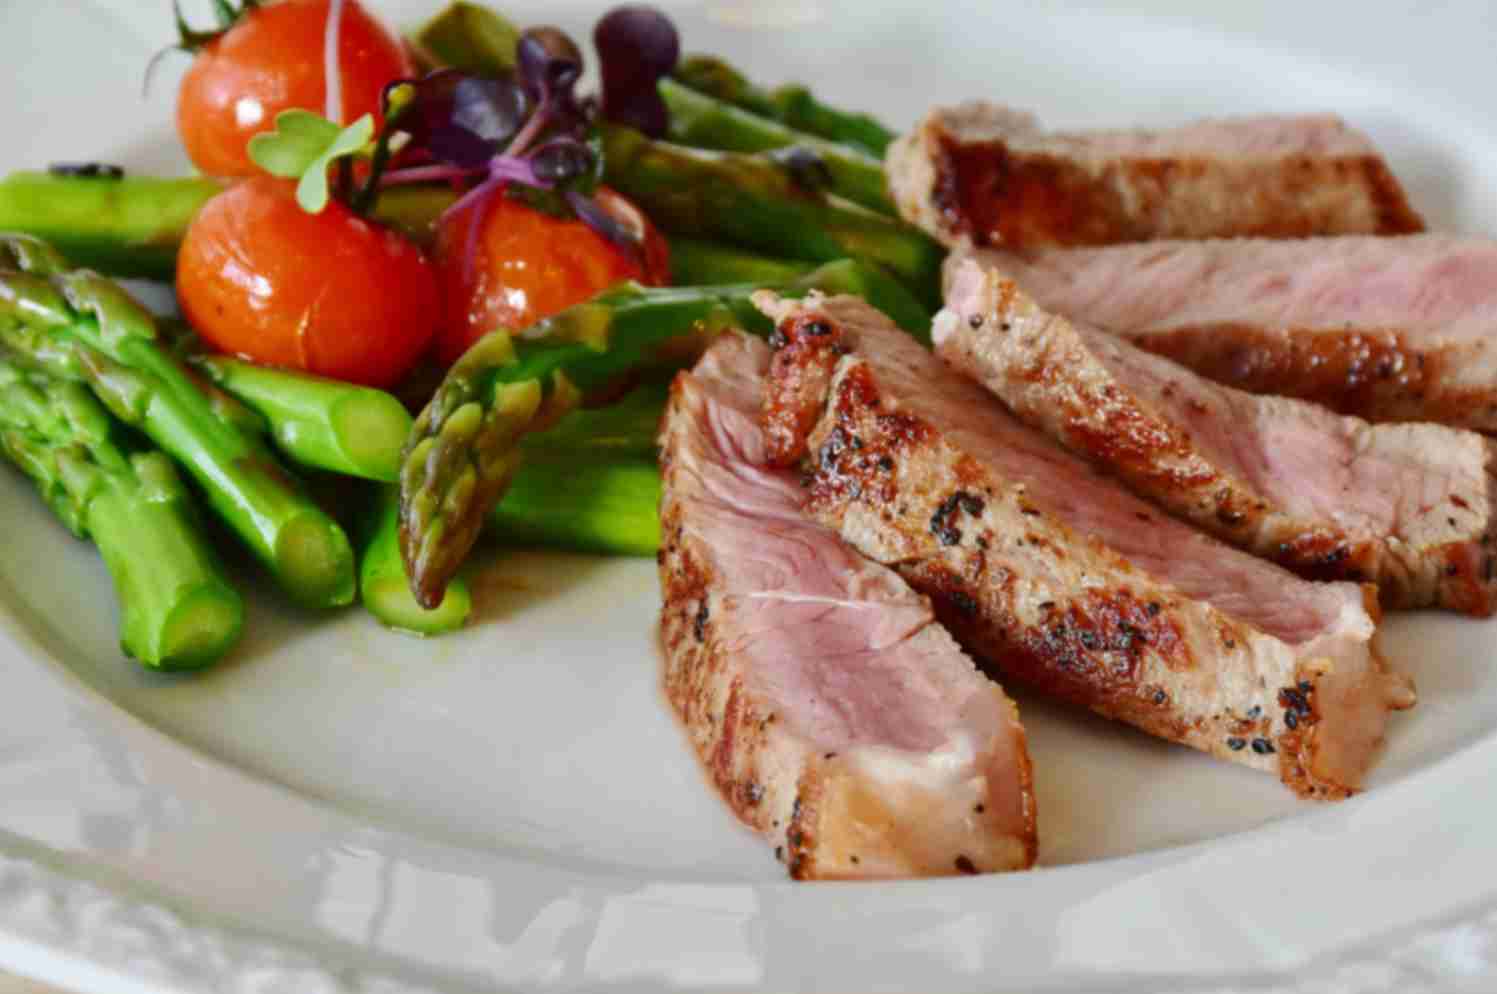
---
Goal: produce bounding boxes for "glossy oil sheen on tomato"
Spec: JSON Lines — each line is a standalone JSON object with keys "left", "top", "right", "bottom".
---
{"left": 177, "top": 0, "right": 413, "bottom": 178}
{"left": 434, "top": 188, "right": 670, "bottom": 365}
{"left": 177, "top": 177, "right": 440, "bottom": 388}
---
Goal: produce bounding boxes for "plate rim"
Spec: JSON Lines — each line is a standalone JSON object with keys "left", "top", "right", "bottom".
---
{"left": 5, "top": 1, "right": 1497, "bottom": 991}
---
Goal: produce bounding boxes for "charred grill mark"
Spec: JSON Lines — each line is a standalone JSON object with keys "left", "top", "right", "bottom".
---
{"left": 806, "top": 364, "right": 933, "bottom": 513}
{"left": 930, "top": 491, "right": 986, "bottom": 546}
{"left": 820, "top": 426, "right": 850, "bottom": 471}
{"left": 785, "top": 791, "right": 813, "bottom": 880}
{"left": 761, "top": 313, "right": 848, "bottom": 466}
{"left": 1272, "top": 531, "right": 1372, "bottom": 585}
{"left": 1360, "top": 157, "right": 1427, "bottom": 234}
{"left": 1435, "top": 544, "right": 1497, "bottom": 616}
{"left": 935, "top": 136, "right": 1105, "bottom": 247}
{"left": 694, "top": 599, "right": 710, "bottom": 642}
{"left": 933, "top": 124, "right": 1422, "bottom": 248}
{"left": 910, "top": 555, "right": 1190, "bottom": 713}
{"left": 1275, "top": 669, "right": 1350, "bottom": 797}
{"left": 1134, "top": 325, "right": 1466, "bottom": 426}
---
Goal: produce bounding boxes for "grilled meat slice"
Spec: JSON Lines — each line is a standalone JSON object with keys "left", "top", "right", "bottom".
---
{"left": 936, "top": 256, "right": 1497, "bottom": 615}
{"left": 888, "top": 102, "right": 1423, "bottom": 249}
{"left": 658, "top": 332, "right": 1037, "bottom": 879}
{"left": 754, "top": 292, "right": 1415, "bottom": 799}
{"left": 948, "top": 236, "right": 1497, "bottom": 431}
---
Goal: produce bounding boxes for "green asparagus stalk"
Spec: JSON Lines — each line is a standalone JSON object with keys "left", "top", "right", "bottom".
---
{"left": 188, "top": 353, "right": 413, "bottom": 482}
{"left": 0, "top": 173, "right": 456, "bottom": 278}
{"left": 362, "top": 486, "right": 473, "bottom": 635}
{"left": 600, "top": 124, "right": 943, "bottom": 306}
{"left": 411, "top": 1, "right": 519, "bottom": 76}
{"left": 0, "top": 173, "right": 221, "bottom": 281}
{"left": 0, "top": 234, "right": 356, "bottom": 608}
{"left": 491, "top": 456, "right": 660, "bottom": 557}
{"left": 658, "top": 79, "right": 893, "bottom": 215}
{"left": 668, "top": 238, "right": 814, "bottom": 287}
{"left": 400, "top": 259, "right": 929, "bottom": 604}
{"left": 0, "top": 361, "right": 243, "bottom": 668}
{"left": 673, "top": 55, "right": 898, "bottom": 157}
{"left": 521, "top": 379, "right": 668, "bottom": 459}
{"left": 490, "top": 382, "right": 667, "bottom": 556}
{"left": 367, "top": 384, "right": 668, "bottom": 633}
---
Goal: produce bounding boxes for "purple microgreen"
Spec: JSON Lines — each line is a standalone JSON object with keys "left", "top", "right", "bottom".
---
{"left": 516, "top": 27, "right": 584, "bottom": 106}
{"left": 378, "top": 163, "right": 480, "bottom": 188}
{"left": 447, "top": 76, "right": 530, "bottom": 162}
{"left": 437, "top": 155, "right": 547, "bottom": 229}
{"left": 389, "top": 71, "right": 529, "bottom": 169}
{"left": 531, "top": 138, "right": 595, "bottom": 187}
{"left": 48, "top": 163, "right": 125, "bottom": 180}
{"left": 594, "top": 6, "right": 679, "bottom": 138}
{"left": 248, "top": 110, "right": 374, "bottom": 214}
{"left": 770, "top": 146, "right": 834, "bottom": 193}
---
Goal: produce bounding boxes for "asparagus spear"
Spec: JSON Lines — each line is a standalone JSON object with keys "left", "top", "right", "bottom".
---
{"left": 600, "top": 124, "right": 943, "bottom": 306}
{"left": 673, "top": 55, "right": 898, "bottom": 157}
{"left": 362, "top": 486, "right": 473, "bottom": 635}
{"left": 521, "top": 379, "right": 668, "bottom": 459}
{"left": 411, "top": 1, "right": 520, "bottom": 76}
{"left": 0, "top": 234, "right": 356, "bottom": 608}
{"left": 0, "top": 173, "right": 221, "bottom": 281}
{"left": 0, "top": 173, "right": 456, "bottom": 277}
{"left": 0, "top": 361, "right": 243, "bottom": 668}
{"left": 668, "top": 238, "right": 814, "bottom": 287}
{"left": 368, "top": 382, "right": 670, "bottom": 633}
{"left": 491, "top": 456, "right": 660, "bottom": 557}
{"left": 189, "top": 353, "right": 413, "bottom": 482}
{"left": 658, "top": 78, "right": 894, "bottom": 215}
{"left": 400, "top": 259, "right": 929, "bottom": 605}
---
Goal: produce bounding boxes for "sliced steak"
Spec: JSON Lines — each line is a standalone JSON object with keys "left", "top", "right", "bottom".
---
{"left": 754, "top": 292, "right": 1415, "bottom": 799}
{"left": 936, "top": 256, "right": 1497, "bottom": 615}
{"left": 658, "top": 332, "right": 1036, "bottom": 879}
{"left": 888, "top": 102, "right": 1423, "bottom": 250}
{"left": 949, "top": 237, "right": 1497, "bottom": 431}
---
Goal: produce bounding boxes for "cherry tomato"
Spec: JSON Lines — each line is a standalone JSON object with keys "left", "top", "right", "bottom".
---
{"left": 178, "top": 0, "right": 414, "bottom": 178}
{"left": 433, "top": 188, "right": 670, "bottom": 365}
{"left": 177, "top": 176, "right": 440, "bottom": 388}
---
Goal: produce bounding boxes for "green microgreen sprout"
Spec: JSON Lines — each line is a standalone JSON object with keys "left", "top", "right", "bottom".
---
{"left": 247, "top": 110, "right": 376, "bottom": 214}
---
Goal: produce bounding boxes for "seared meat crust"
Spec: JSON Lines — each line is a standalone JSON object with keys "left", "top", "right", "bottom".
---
{"left": 951, "top": 236, "right": 1497, "bottom": 432}
{"left": 889, "top": 103, "right": 1423, "bottom": 249}
{"left": 937, "top": 256, "right": 1497, "bottom": 615}
{"left": 756, "top": 292, "right": 1414, "bottom": 799}
{"left": 658, "top": 333, "right": 1037, "bottom": 878}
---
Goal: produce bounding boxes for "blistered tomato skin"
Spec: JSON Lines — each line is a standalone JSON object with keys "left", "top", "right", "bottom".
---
{"left": 177, "top": 177, "right": 441, "bottom": 389}
{"left": 177, "top": 0, "right": 414, "bottom": 178}
{"left": 434, "top": 188, "right": 671, "bottom": 364}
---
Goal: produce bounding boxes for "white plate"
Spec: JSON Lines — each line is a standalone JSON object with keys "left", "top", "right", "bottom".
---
{"left": 3, "top": 1, "right": 1497, "bottom": 991}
